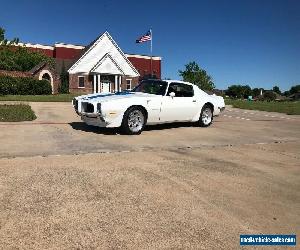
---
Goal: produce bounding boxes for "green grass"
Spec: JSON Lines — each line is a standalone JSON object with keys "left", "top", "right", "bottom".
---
{"left": 0, "top": 94, "right": 78, "bottom": 102}
{"left": 0, "top": 104, "right": 37, "bottom": 122}
{"left": 225, "top": 99, "right": 300, "bottom": 115}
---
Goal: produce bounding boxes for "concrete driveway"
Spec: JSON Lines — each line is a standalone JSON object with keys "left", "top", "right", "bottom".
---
{"left": 0, "top": 102, "right": 299, "bottom": 158}
{"left": 0, "top": 102, "right": 299, "bottom": 249}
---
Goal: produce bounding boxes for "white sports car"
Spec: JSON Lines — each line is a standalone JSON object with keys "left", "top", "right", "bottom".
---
{"left": 72, "top": 80, "right": 225, "bottom": 135}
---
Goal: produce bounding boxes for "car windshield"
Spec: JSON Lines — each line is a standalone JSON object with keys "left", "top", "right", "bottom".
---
{"left": 132, "top": 80, "right": 168, "bottom": 95}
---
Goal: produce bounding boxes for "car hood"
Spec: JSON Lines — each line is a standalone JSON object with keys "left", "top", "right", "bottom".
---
{"left": 78, "top": 92, "right": 159, "bottom": 103}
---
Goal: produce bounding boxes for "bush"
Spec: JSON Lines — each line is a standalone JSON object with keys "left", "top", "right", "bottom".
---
{"left": 262, "top": 91, "right": 276, "bottom": 101}
{"left": 0, "top": 75, "right": 52, "bottom": 95}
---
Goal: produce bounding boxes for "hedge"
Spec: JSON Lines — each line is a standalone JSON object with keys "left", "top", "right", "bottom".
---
{"left": 0, "top": 75, "right": 52, "bottom": 95}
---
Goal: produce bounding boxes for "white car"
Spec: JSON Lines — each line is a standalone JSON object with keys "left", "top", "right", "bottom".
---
{"left": 72, "top": 80, "right": 225, "bottom": 135}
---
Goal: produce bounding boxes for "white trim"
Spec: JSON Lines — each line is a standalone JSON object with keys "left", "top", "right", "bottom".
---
{"left": 78, "top": 76, "right": 85, "bottom": 88}
{"left": 39, "top": 70, "right": 54, "bottom": 94}
{"left": 93, "top": 75, "right": 97, "bottom": 93}
{"left": 114, "top": 75, "right": 118, "bottom": 93}
{"left": 126, "top": 79, "right": 132, "bottom": 90}
{"left": 14, "top": 42, "right": 54, "bottom": 50}
{"left": 55, "top": 43, "right": 85, "bottom": 49}
{"left": 97, "top": 74, "right": 101, "bottom": 93}
{"left": 125, "top": 53, "right": 161, "bottom": 60}
{"left": 119, "top": 76, "right": 122, "bottom": 91}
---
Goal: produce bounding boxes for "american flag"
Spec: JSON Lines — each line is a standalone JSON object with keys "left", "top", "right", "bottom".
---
{"left": 136, "top": 30, "right": 152, "bottom": 43}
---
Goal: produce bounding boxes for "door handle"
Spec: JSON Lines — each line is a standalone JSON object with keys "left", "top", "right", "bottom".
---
{"left": 192, "top": 100, "right": 197, "bottom": 102}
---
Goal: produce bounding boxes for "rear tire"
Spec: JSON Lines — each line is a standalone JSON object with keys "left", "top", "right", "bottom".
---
{"left": 121, "top": 106, "right": 146, "bottom": 135}
{"left": 199, "top": 104, "right": 213, "bottom": 127}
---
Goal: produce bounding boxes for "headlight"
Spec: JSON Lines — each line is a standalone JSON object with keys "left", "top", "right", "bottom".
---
{"left": 97, "top": 103, "right": 101, "bottom": 113}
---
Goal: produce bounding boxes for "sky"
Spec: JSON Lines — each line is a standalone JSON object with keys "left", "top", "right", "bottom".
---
{"left": 0, "top": 0, "right": 299, "bottom": 91}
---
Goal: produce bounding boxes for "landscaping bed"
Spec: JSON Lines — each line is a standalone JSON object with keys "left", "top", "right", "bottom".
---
{"left": 0, "top": 104, "right": 37, "bottom": 122}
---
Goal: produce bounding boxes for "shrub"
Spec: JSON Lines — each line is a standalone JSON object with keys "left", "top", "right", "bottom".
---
{"left": 0, "top": 75, "right": 52, "bottom": 95}
{"left": 262, "top": 91, "right": 276, "bottom": 101}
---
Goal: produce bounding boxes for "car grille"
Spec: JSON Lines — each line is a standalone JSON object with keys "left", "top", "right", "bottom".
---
{"left": 82, "top": 102, "right": 94, "bottom": 113}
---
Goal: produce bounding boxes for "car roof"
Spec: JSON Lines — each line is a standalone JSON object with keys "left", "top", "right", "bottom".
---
{"left": 165, "top": 80, "right": 194, "bottom": 86}
{"left": 142, "top": 79, "right": 194, "bottom": 86}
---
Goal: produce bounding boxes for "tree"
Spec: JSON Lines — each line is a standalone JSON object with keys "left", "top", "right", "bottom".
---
{"left": 263, "top": 91, "right": 276, "bottom": 101}
{"left": 272, "top": 86, "right": 281, "bottom": 95}
{"left": 0, "top": 27, "right": 19, "bottom": 45}
{"left": 226, "top": 84, "right": 252, "bottom": 99}
{"left": 0, "top": 26, "right": 54, "bottom": 71}
{"left": 179, "top": 61, "right": 215, "bottom": 91}
{"left": 252, "top": 88, "right": 262, "bottom": 97}
{"left": 59, "top": 61, "right": 69, "bottom": 93}
{"left": 289, "top": 85, "right": 300, "bottom": 95}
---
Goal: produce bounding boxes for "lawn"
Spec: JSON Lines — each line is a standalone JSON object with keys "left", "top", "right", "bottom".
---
{"left": 225, "top": 99, "right": 300, "bottom": 115}
{"left": 0, "top": 104, "right": 37, "bottom": 122}
{"left": 0, "top": 94, "right": 78, "bottom": 102}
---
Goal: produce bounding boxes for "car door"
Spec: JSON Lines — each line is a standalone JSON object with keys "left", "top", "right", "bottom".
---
{"left": 159, "top": 82, "right": 199, "bottom": 122}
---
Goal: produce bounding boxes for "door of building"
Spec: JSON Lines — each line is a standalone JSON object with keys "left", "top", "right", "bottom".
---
{"left": 101, "top": 82, "right": 111, "bottom": 93}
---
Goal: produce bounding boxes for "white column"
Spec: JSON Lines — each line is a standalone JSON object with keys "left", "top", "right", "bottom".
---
{"left": 114, "top": 75, "right": 118, "bottom": 93}
{"left": 93, "top": 75, "right": 97, "bottom": 94}
{"left": 119, "top": 76, "right": 122, "bottom": 92}
{"left": 97, "top": 74, "right": 101, "bottom": 93}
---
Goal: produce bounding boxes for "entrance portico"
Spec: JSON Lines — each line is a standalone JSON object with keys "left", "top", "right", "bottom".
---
{"left": 68, "top": 31, "right": 140, "bottom": 94}
{"left": 92, "top": 74, "right": 123, "bottom": 93}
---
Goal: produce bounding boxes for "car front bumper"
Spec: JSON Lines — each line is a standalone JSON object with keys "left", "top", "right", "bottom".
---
{"left": 81, "top": 114, "right": 108, "bottom": 127}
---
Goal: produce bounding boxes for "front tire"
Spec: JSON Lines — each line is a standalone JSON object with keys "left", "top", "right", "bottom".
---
{"left": 199, "top": 104, "right": 213, "bottom": 127}
{"left": 121, "top": 107, "right": 146, "bottom": 135}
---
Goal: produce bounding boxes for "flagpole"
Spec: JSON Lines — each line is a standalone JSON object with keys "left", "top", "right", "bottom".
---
{"left": 150, "top": 28, "right": 153, "bottom": 77}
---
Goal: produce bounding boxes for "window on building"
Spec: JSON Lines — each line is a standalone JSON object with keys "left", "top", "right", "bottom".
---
{"left": 78, "top": 76, "right": 85, "bottom": 88}
{"left": 126, "top": 79, "right": 132, "bottom": 90}
{"left": 167, "top": 82, "right": 194, "bottom": 97}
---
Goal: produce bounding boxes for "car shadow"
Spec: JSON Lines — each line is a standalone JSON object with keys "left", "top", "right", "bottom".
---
{"left": 69, "top": 122, "right": 119, "bottom": 135}
{"left": 69, "top": 122, "right": 197, "bottom": 135}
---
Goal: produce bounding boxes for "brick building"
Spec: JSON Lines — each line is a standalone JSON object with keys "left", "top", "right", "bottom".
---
{"left": 18, "top": 31, "right": 161, "bottom": 94}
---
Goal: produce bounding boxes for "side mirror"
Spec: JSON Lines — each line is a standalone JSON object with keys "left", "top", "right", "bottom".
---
{"left": 169, "top": 92, "right": 175, "bottom": 98}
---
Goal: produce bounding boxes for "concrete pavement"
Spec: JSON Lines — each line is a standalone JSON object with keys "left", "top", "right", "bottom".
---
{"left": 0, "top": 102, "right": 299, "bottom": 249}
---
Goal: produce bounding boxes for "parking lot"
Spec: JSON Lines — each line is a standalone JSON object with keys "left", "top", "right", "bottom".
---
{"left": 0, "top": 102, "right": 299, "bottom": 249}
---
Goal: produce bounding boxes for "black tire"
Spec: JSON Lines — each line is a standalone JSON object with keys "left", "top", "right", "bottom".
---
{"left": 121, "top": 106, "right": 146, "bottom": 135}
{"left": 198, "top": 104, "right": 213, "bottom": 127}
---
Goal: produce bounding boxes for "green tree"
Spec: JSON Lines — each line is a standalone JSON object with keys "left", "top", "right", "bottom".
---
{"left": 289, "top": 85, "right": 300, "bottom": 95}
{"left": 0, "top": 26, "right": 54, "bottom": 71}
{"left": 263, "top": 91, "right": 276, "bottom": 101}
{"left": 272, "top": 85, "right": 281, "bottom": 95}
{"left": 252, "top": 88, "right": 262, "bottom": 97}
{"left": 179, "top": 61, "right": 215, "bottom": 91}
{"left": 0, "top": 27, "right": 19, "bottom": 45}
{"left": 59, "top": 62, "right": 69, "bottom": 93}
{"left": 0, "top": 27, "right": 4, "bottom": 42}
{"left": 226, "top": 84, "right": 252, "bottom": 99}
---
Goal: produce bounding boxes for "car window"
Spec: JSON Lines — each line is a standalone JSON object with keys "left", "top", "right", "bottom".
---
{"left": 132, "top": 80, "right": 168, "bottom": 95}
{"left": 167, "top": 82, "right": 194, "bottom": 97}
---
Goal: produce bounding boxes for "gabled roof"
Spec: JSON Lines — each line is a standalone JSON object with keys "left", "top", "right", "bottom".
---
{"left": 68, "top": 31, "right": 139, "bottom": 77}
{"left": 91, "top": 53, "right": 125, "bottom": 75}
{"left": 29, "top": 62, "right": 47, "bottom": 75}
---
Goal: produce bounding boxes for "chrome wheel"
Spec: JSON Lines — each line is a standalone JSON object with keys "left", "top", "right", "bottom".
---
{"left": 128, "top": 110, "right": 144, "bottom": 133}
{"left": 201, "top": 107, "right": 212, "bottom": 125}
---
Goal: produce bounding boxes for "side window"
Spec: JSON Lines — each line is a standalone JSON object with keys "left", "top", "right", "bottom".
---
{"left": 78, "top": 76, "right": 85, "bottom": 88}
{"left": 167, "top": 82, "right": 194, "bottom": 97}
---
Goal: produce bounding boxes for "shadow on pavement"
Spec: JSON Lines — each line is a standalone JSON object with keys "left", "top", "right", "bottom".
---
{"left": 69, "top": 122, "right": 197, "bottom": 135}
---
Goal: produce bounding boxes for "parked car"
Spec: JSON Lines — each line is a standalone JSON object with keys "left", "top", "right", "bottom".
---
{"left": 72, "top": 79, "right": 225, "bottom": 135}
